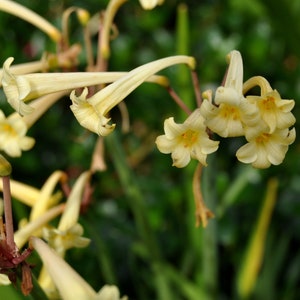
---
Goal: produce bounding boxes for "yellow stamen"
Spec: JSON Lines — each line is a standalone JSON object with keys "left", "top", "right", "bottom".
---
{"left": 181, "top": 129, "right": 198, "bottom": 148}
{"left": 255, "top": 133, "right": 270, "bottom": 144}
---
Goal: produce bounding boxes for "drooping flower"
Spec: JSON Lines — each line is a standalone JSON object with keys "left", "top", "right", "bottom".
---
{"left": 243, "top": 76, "right": 295, "bottom": 133}
{"left": 70, "top": 55, "right": 195, "bottom": 136}
{"left": 31, "top": 237, "right": 127, "bottom": 300}
{"left": 0, "top": 110, "right": 35, "bottom": 157}
{"left": 155, "top": 108, "right": 219, "bottom": 168}
{"left": 236, "top": 127, "right": 296, "bottom": 169}
{"left": 200, "top": 50, "right": 259, "bottom": 137}
{"left": 2, "top": 57, "right": 169, "bottom": 115}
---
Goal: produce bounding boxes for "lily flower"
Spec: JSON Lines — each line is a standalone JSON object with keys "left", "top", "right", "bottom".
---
{"left": 0, "top": 0, "right": 61, "bottom": 42}
{"left": 200, "top": 50, "right": 259, "bottom": 137}
{"left": 2, "top": 57, "right": 168, "bottom": 115}
{"left": 155, "top": 108, "right": 219, "bottom": 168}
{"left": 236, "top": 126, "right": 296, "bottom": 169}
{"left": 0, "top": 110, "right": 35, "bottom": 157}
{"left": 139, "top": 0, "right": 164, "bottom": 10}
{"left": 243, "top": 76, "right": 296, "bottom": 133}
{"left": 70, "top": 55, "right": 195, "bottom": 136}
{"left": 31, "top": 237, "right": 127, "bottom": 300}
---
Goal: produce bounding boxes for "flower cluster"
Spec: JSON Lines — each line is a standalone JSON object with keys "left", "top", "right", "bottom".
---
{"left": 156, "top": 50, "right": 296, "bottom": 169}
{"left": 0, "top": 0, "right": 297, "bottom": 298}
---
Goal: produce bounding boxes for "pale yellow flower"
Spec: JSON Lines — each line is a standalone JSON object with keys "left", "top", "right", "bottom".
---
{"left": 139, "top": 0, "right": 164, "bottom": 10}
{"left": 0, "top": 110, "right": 35, "bottom": 157}
{"left": 70, "top": 55, "right": 195, "bottom": 136}
{"left": 236, "top": 127, "right": 296, "bottom": 169}
{"left": 155, "top": 108, "right": 219, "bottom": 168}
{"left": 200, "top": 50, "right": 259, "bottom": 137}
{"left": 0, "top": 58, "right": 124, "bottom": 115}
{"left": 200, "top": 93, "right": 259, "bottom": 138}
{"left": 244, "top": 76, "right": 295, "bottom": 133}
{"left": 31, "top": 237, "right": 127, "bottom": 300}
{"left": 2, "top": 57, "right": 168, "bottom": 115}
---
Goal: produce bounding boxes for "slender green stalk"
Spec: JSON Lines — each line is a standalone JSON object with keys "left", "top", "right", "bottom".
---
{"left": 176, "top": 3, "right": 194, "bottom": 114}
{"left": 105, "top": 132, "right": 173, "bottom": 299}
{"left": 201, "top": 157, "right": 218, "bottom": 299}
{"left": 237, "top": 178, "right": 278, "bottom": 299}
{"left": 175, "top": 5, "right": 210, "bottom": 298}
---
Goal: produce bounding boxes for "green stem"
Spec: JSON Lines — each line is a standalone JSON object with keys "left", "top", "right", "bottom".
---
{"left": 201, "top": 160, "right": 218, "bottom": 299}
{"left": 105, "top": 132, "right": 173, "bottom": 299}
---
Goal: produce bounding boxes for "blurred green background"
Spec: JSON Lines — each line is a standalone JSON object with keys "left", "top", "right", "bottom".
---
{"left": 0, "top": 0, "right": 300, "bottom": 299}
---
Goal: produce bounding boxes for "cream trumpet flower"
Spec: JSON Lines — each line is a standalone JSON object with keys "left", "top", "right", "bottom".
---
{"left": 243, "top": 76, "right": 295, "bottom": 133}
{"left": 155, "top": 108, "right": 219, "bottom": 168}
{"left": 70, "top": 55, "right": 195, "bottom": 136}
{"left": 31, "top": 237, "right": 127, "bottom": 300}
{"left": 236, "top": 125, "right": 296, "bottom": 169}
{"left": 200, "top": 50, "right": 259, "bottom": 137}
{"left": 2, "top": 57, "right": 168, "bottom": 115}
{"left": 43, "top": 171, "right": 91, "bottom": 256}
{"left": 0, "top": 110, "right": 35, "bottom": 157}
{"left": 139, "top": 0, "right": 164, "bottom": 10}
{"left": 0, "top": 0, "right": 61, "bottom": 42}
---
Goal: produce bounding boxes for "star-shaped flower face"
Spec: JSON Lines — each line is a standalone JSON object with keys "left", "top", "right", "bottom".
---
{"left": 0, "top": 110, "right": 35, "bottom": 157}
{"left": 246, "top": 89, "right": 295, "bottom": 133}
{"left": 200, "top": 94, "right": 259, "bottom": 137}
{"left": 155, "top": 108, "right": 219, "bottom": 168}
{"left": 236, "top": 127, "right": 296, "bottom": 168}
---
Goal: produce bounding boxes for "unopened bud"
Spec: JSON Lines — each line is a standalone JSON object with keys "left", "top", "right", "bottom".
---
{"left": 0, "top": 155, "right": 12, "bottom": 176}
{"left": 76, "top": 9, "right": 90, "bottom": 26}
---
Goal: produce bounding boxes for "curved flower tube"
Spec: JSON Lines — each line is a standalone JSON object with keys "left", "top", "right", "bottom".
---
{"left": 70, "top": 55, "right": 195, "bottom": 136}
{"left": 2, "top": 57, "right": 169, "bottom": 115}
